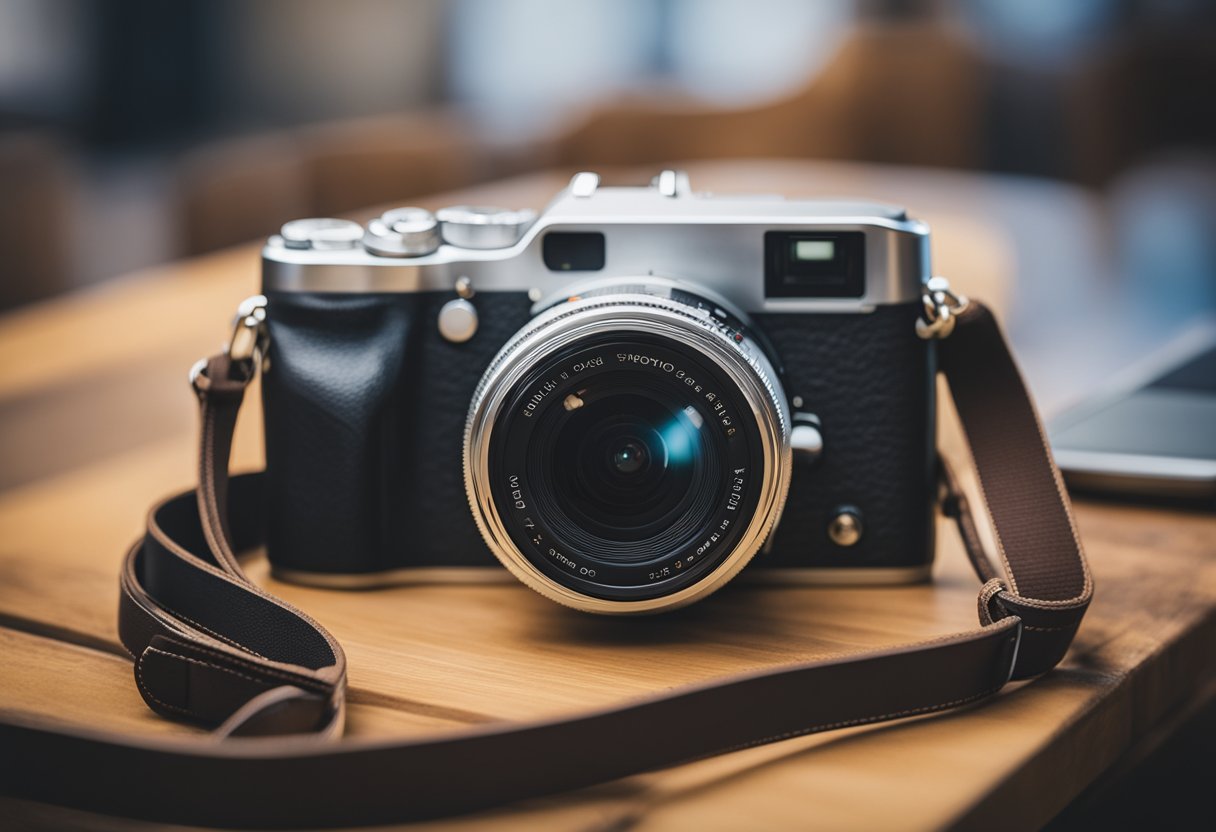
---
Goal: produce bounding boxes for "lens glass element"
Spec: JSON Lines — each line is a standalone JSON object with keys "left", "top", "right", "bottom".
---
{"left": 543, "top": 387, "right": 718, "bottom": 559}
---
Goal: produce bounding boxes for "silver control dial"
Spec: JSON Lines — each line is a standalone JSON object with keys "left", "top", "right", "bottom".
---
{"left": 363, "top": 207, "right": 441, "bottom": 257}
{"left": 437, "top": 205, "right": 536, "bottom": 250}
{"left": 280, "top": 218, "right": 364, "bottom": 250}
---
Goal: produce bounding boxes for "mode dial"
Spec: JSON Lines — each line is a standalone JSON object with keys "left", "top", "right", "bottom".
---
{"left": 363, "top": 207, "right": 441, "bottom": 257}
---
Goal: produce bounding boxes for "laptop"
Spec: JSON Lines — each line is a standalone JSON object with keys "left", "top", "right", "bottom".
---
{"left": 1049, "top": 320, "right": 1216, "bottom": 499}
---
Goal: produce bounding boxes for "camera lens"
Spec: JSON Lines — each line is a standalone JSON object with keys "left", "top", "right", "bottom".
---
{"left": 538, "top": 385, "right": 720, "bottom": 561}
{"left": 465, "top": 286, "right": 790, "bottom": 614}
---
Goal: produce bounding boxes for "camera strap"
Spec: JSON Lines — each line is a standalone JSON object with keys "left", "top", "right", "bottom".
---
{"left": 0, "top": 301, "right": 1092, "bottom": 828}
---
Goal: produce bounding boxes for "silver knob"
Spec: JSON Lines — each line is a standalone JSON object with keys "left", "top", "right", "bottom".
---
{"left": 437, "top": 205, "right": 536, "bottom": 249}
{"left": 790, "top": 413, "right": 823, "bottom": 464}
{"left": 438, "top": 298, "right": 479, "bottom": 343}
{"left": 363, "top": 207, "right": 441, "bottom": 257}
{"left": 280, "top": 218, "right": 364, "bottom": 250}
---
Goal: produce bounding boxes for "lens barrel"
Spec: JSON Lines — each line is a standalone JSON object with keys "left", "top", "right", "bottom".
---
{"left": 464, "top": 287, "right": 790, "bottom": 613}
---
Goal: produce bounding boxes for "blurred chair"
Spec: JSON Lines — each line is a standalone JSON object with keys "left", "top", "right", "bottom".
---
{"left": 303, "top": 113, "right": 488, "bottom": 217}
{"left": 1067, "top": 27, "right": 1216, "bottom": 186}
{"left": 176, "top": 133, "right": 310, "bottom": 256}
{"left": 175, "top": 112, "right": 492, "bottom": 255}
{"left": 553, "top": 22, "right": 985, "bottom": 171}
{"left": 0, "top": 133, "right": 75, "bottom": 310}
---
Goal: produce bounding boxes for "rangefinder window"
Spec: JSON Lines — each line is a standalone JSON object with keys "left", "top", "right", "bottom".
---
{"left": 765, "top": 231, "right": 865, "bottom": 298}
{"left": 543, "top": 232, "right": 606, "bottom": 272}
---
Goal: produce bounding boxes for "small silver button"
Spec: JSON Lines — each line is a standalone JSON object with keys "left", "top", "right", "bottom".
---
{"left": 790, "top": 413, "right": 823, "bottom": 464}
{"left": 363, "top": 207, "right": 440, "bottom": 257}
{"left": 437, "top": 205, "right": 536, "bottom": 249}
{"left": 569, "top": 171, "right": 600, "bottom": 198}
{"left": 280, "top": 218, "right": 364, "bottom": 250}
{"left": 438, "top": 298, "right": 479, "bottom": 343}
{"left": 828, "top": 508, "right": 864, "bottom": 547}
{"left": 654, "top": 169, "right": 690, "bottom": 197}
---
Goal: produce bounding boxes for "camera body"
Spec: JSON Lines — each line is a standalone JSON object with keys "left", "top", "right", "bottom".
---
{"left": 259, "top": 171, "right": 936, "bottom": 605}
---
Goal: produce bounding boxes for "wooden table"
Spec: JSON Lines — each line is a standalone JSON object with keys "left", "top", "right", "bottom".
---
{"left": 1, "top": 161, "right": 1213, "bottom": 830}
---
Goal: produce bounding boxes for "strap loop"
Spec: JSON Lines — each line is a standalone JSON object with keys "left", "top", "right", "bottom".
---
{"left": 986, "top": 589, "right": 1090, "bottom": 678}
{"left": 977, "top": 578, "right": 1009, "bottom": 627}
{"left": 214, "top": 685, "right": 340, "bottom": 740}
{"left": 134, "top": 634, "right": 341, "bottom": 728}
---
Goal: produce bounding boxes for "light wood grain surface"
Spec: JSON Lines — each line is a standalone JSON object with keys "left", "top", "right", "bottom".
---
{"left": 0, "top": 161, "right": 1213, "bottom": 831}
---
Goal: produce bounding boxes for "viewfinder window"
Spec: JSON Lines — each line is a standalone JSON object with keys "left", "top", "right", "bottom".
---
{"left": 765, "top": 231, "right": 865, "bottom": 298}
{"left": 793, "top": 240, "right": 836, "bottom": 262}
{"left": 543, "top": 232, "right": 605, "bottom": 271}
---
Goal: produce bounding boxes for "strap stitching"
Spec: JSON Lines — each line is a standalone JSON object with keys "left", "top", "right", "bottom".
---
{"left": 146, "top": 646, "right": 268, "bottom": 689}
{"left": 732, "top": 621, "right": 1022, "bottom": 670}
{"left": 966, "top": 448, "right": 1020, "bottom": 596}
{"left": 145, "top": 516, "right": 344, "bottom": 666}
{"left": 117, "top": 579, "right": 144, "bottom": 660}
{"left": 1021, "top": 623, "right": 1077, "bottom": 633}
{"left": 977, "top": 579, "right": 1005, "bottom": 625}
{"left": 197, "top": 403, "right": 224, "bottom": 567}
{"left": 151, "top": 596, "right": 269, "bottom": 660}
{"left": 136, "top": 646, "right": 274, "bottom": 722}
{"left": 999, "top": 592, "right": 1091, "bottom": 610}
{"left": 135, "top": 654, "right": 194, "bottom": 718}
{"left": 699, "top": 680, "right": 1008, "bottom": 762}
{"left": 178, "top": 641, "right": 331, "bottom": 693}
{"left": 947, "top": 306, "right": 1092, "bottom": 606}
{"left": 198, "top": 400, "right": 242, "bottom": 576}
{"left": 1021, "top": 356, "right": 1094, "bottom": 603}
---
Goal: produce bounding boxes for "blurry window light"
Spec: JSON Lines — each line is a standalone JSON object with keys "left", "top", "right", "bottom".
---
{"left": 448, "top": 0, "right": 852, "bottom": 135}
{"left": 0, "top": 0, "right": 91, "bottom": 117}
{"left": 448, "top": 0, "right": 663, "bottom": 135}
{"left": 666, "top": 0, "right": 852, "bottom": 105}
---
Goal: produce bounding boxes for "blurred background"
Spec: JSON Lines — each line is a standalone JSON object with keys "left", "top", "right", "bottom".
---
{"left": 1, "top": 0, "right": 1215, "bottom": 315}
{"left": 0, "top": 5, "right": 1213, "bottom": 825}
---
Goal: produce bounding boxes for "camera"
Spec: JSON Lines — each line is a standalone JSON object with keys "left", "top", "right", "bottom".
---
{"left": 258, "top": 170, "right": 936, "bottom": 613}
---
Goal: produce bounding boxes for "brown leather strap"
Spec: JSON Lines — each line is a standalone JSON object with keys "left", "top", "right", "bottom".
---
{"left": 0, "top": 301, "right": 1091, "bottom": 828}
{"left": 938, "top": 304, "right": 1092, "bottom": 676}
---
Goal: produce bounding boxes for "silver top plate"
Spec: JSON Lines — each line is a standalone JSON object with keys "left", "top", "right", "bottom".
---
{"left": 262, "top": 172, "right": 930, "bottom": 314}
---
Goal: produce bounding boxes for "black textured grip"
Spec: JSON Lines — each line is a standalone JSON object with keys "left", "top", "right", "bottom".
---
{"left": 262, "top": 290, "right": 534, "bottom": 575}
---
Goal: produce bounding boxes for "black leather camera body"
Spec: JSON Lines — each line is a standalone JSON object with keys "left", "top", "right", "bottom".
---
{"left": 259, "top": 171, "right": 936, "bottom": 613}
